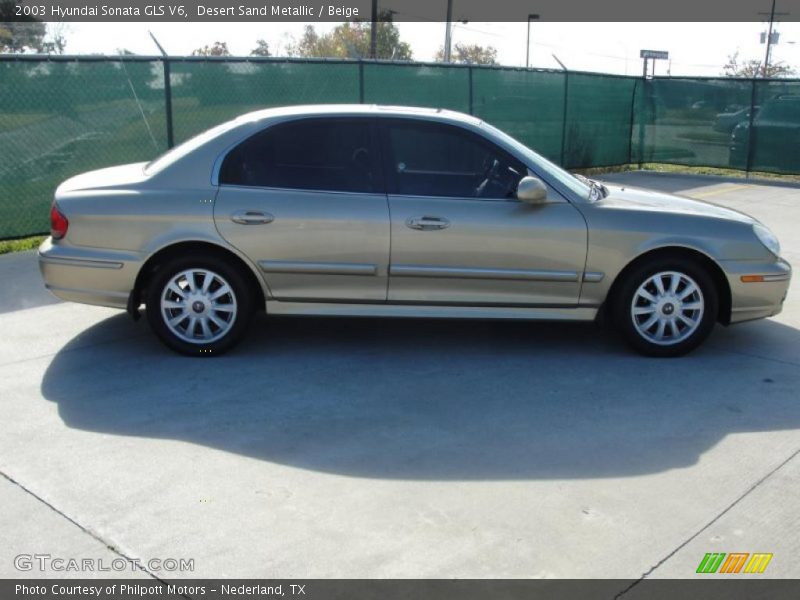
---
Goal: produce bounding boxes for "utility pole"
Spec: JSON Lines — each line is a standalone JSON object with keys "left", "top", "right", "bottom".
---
{"left": 758, "top": 0, "right": 789, "bottom": 77}
{"left": 369, "top": 0, "right": 378, "bottom": 59}
{"left": 443, "top": 0, "right": 453, "bottom": 62}
{"left": 764, "top": 0, "right": 776, "bottom": 76}
{"left": 526, "top": 14, "right": 540, "bottom": 68}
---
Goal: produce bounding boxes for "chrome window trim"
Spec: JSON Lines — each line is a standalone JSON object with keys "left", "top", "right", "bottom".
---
{"left": 217, "top": 183, "right": 387, "bottom": 198}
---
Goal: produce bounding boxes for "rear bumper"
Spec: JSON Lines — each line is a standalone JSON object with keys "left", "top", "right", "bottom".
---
{"left": 38, "top": 238, "right": 142, "bottom": 310}
{"left": 721, "top": 257, "right": 792, "bottom": 323}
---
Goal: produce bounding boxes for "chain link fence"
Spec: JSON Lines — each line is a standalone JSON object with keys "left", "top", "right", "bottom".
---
{"left": 2, "top": 55, "right": 799, "bottom": 239}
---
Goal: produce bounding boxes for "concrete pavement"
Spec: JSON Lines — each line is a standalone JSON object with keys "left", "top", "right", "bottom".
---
{"left": 0, "top": 249, "right": 60, "bottom": 315}
{"left": 0, "top": 171, "right": 798, "bottom": 585}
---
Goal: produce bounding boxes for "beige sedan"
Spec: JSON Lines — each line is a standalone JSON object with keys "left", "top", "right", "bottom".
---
{"left": 39, "top": 105, "right": 791, "bottom": 357}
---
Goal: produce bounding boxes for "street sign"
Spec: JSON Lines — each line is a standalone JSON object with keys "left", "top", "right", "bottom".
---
{"left": 640, "top": 49, "right": 669, "bottom": 60}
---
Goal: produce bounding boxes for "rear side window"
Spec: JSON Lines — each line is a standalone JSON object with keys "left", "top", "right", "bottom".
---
{"left": 219, "top": 118, "right": 379, "bottom": 193}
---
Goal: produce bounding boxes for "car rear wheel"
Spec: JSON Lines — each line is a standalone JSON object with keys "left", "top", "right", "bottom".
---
{"left": 614, "top": 257, "right": 718, "bottom": 357}
{"left": 145, "top": 254, "right": 255, "bottom": 356}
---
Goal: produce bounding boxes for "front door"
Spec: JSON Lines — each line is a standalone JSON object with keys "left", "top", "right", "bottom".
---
{"left": 380, "top": 119, "right": 588, "bottom": 306}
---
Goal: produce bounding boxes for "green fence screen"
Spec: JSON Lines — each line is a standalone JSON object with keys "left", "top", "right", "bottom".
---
{"left": 0, "top": 58, "right": 168, "bottom": 238}
{"left": 2, "top": 55, "right": 799, "bottom": 239}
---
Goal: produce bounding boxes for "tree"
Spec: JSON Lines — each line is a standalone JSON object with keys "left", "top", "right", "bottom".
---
{"left": 39, "top": 23, "right": 67, "bottom": 54}
{"left": 250, "top": 39, "right": 271, "bottom": 57}
{"left": 722, "top": 50, "right": 796, "bottom": 78}
{"left": 285, "top": 12, "right": 412, "bottom": 60}
{"left": 39, "top": 34, "right": 66, "bottom": 54}
{"left": 0, "top": 0, "right": 47, "bottom": 53}
{"left": 284, "top": 25, "right": 321, "bottom": 57}
{"left": 436, "top": 42, "right": 498, "bottom": 65}
{"left": 191, "top": 41, "right": 231, "bottom": 57}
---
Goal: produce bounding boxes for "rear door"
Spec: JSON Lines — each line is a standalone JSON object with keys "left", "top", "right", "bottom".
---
{"left": 380, "top": 118, "right": 588, "bottom": 306}
{"left": 214, "top": 117, "right": 390, "bottom": 302}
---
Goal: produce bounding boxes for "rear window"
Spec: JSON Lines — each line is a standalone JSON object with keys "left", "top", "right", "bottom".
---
{"left": 145, "top": 120, "right": 239, "bottom": 175}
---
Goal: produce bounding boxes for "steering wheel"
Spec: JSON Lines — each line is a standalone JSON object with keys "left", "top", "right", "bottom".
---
{"left": 475, "top": 158, "right": 508, "bottom": 198}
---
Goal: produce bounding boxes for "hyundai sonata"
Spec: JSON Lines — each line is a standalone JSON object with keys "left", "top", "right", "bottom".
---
{"left": 39, "top": 105, "right": 791, "bottom": 357}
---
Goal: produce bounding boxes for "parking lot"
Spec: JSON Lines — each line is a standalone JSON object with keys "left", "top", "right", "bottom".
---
{"left": 1, "top": 171, "right": 798, "bottom": 583}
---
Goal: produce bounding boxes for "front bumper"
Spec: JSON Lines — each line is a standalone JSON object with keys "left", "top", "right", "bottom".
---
{"left": 38, "top": 238, "right": 142, "bottom": 310}
{"left": 721, "top": 257, "right": 792, "bottom": 323}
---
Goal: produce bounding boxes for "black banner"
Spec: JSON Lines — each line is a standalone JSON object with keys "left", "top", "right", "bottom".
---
{"left": 4, "top": 0, "right": 800, "bottom": 22}
{"left": 4, "top": 579, "right": 800, "bottom": 600}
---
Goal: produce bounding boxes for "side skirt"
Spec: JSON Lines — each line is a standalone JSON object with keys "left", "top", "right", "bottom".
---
{"left": 264, "top": 300, "right": 598, "bottom": 321}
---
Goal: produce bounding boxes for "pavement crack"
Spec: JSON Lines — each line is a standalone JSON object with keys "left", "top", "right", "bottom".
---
{"left": 614, "top": 445, "right": 800, "bottom": 598}
{"left": 0, "top": 468, "right": 185, "bottom": 593}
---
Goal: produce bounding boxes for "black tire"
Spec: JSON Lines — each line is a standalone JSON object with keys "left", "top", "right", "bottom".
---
{"left": 612, "top": 256, "right": 718, "bottom": 357}
{"left": 145, "top": 253, "right": 255, "bottom": 356}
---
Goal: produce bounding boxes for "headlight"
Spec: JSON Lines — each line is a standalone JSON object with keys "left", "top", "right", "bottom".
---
{"left": 753, "top": 222, "right": 781, "bottom": 257}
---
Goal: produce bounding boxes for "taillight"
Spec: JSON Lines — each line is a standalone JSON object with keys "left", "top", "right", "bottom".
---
{"left": 50, "top": 202, "right": 69, "bottom": 239}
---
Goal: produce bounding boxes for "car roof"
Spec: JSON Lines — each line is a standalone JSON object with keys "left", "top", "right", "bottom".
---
{"left": 233, "top": 104, "right": 483, "bottom": 126}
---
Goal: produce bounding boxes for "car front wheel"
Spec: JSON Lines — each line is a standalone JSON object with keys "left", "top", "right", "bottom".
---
{"left": 614, "top": 258, "right": 718, "bottom": 357}
{"left": 145, "top": 254, "right": 255, "bottom": 356}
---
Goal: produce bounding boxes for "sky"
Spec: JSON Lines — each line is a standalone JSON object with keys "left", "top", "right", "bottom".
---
{"left": 51, "top": 21, "right": 800, "bottom": 77}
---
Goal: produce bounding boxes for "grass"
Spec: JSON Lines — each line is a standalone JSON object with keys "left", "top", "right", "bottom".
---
{"left": 641, "top": 163, "right": 800, "bottom": 182}
{"left": 0, "top": 235, "right": 46, "bottom": 255}
{"left": 573, "top": 162, "right": 800, "bottom": 183}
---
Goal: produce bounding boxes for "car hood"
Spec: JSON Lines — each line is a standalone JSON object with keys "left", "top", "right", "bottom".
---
{"left": 56, "top": 162, "right": 149, "bottom": 194}
{"left": 597, "top": 183, "right": 755, "bottom": 224}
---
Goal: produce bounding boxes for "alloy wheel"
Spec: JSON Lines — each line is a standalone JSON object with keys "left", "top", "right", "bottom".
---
{"left": 160, "top": 269, "right": 238, "bottom": 344}
{"left": 630, "top": 270, "right": 705, "bottom": 346}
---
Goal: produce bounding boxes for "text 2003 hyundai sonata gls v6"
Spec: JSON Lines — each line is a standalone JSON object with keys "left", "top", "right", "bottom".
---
{"left": 39, "top": 105, "right": 791, "bottom": 357}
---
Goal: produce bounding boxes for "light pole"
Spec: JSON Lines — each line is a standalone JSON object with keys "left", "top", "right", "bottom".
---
{"left": 526, "top": 14, "right": 540, "bottom": 68}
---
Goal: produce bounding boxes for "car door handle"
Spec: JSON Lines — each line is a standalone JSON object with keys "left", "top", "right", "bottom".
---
{"left": 230, "top": 210, "right": 274, "bottom": 225}
{"left": 406, "top": 216, "right": 450, "bottom": 231}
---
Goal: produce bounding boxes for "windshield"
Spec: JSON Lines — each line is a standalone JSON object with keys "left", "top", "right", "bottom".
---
{"left": 144, "top": 119, "right": 240, "bottom": 175}
{"left": 479, "top": 121, "right": 591, "bottom": 199}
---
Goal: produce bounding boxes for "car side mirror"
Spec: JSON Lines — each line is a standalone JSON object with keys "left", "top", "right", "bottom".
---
{"left": 516, "top": 176, "right": 548, "bottom": 205}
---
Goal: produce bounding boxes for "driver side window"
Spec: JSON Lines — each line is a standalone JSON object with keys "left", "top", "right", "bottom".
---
{"left": 383, "top": 120, "right": 526, "bottom": 199}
